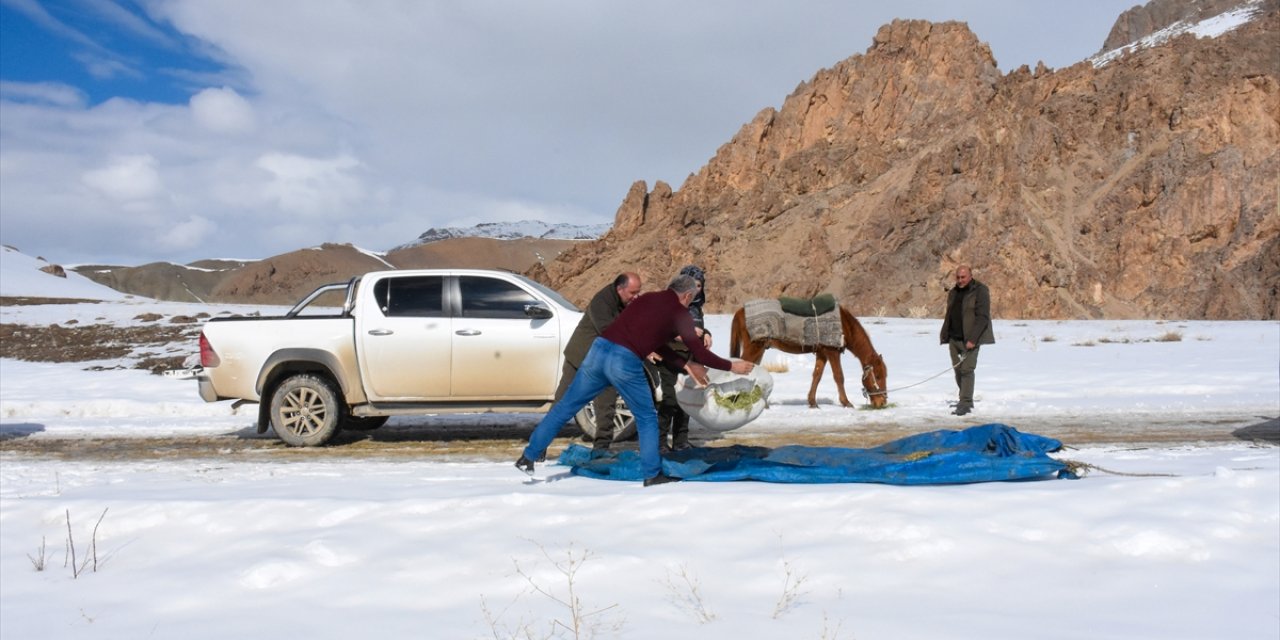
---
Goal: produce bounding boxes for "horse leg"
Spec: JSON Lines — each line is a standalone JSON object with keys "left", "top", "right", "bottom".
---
{"left": 808, "top": 353, "right": 827, "bottom": 408}
{"left": 828, "top": 350, "right": 853, "bottom": 407}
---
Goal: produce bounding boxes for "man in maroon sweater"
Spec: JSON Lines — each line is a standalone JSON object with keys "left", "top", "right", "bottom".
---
{"left": 517, "top": 274, "right": 754, "bottom": 485}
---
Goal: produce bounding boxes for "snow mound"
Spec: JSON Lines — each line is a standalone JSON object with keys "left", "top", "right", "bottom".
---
{"left": 0, "top": 245, "right": 129, "bottom": 300}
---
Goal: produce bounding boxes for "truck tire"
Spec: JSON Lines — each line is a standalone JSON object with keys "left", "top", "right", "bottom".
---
{"left": 269, "top": 374, "right": 343, "bottom": 447}
{"left": 342, "top": 415, "right": 389, "bottom": 431}
{"left": 574, "top": 397, "right": 637, "bottom": 442}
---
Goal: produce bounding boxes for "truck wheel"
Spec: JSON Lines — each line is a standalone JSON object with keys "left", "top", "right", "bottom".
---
{"left": 270, "top": 374, "right": 343, "bottom": 446}
{"left": 574, "top": 397, "right": 637, "bottom": 442}
{"left": 342, "top": 415, "right": 389, "bottom": 431}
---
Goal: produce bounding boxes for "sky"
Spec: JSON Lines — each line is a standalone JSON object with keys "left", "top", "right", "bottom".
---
{"left": 1, "top": 248, "right": 1278, "bottom": 639}
{"left": 0, "top": 1, "right": 1154, "bottom": 267}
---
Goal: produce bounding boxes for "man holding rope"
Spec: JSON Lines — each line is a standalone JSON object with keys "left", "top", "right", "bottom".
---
{"left": 939, "top": 265, "right": 994, "bottom": 416}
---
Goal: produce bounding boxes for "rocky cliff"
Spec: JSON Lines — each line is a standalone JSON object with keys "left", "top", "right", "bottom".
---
{"left": 1101, "top": 0, "right": 1252, "bottom": 52}
{"left": 537, "top": 2, "right": 1279, "bottom": 320}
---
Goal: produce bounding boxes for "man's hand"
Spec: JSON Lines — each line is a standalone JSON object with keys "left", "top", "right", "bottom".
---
{"left": 697, "top": 328, "right": 713, "bottom": 349}
{"left": 684, "top": 361, "right": 710, "bottom": 387}
{"left": 730, "top": 360, "right": 755, "bottom": 375}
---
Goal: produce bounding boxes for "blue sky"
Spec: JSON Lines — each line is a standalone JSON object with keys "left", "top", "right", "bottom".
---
{"left": 0, "top": 0, "right": 233, "bottom": 105}
{"left": 1, "top": 0, "right": 1149, "bottom": 265}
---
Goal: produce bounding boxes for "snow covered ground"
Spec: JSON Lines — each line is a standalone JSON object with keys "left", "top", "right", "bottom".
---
{"left": 2, "top": 249, "right": 1278, "bottom": 639}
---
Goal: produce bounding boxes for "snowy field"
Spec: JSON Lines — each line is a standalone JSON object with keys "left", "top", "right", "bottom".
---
{"left": 2, "top": 249, "right": 1278, "bottom": 639}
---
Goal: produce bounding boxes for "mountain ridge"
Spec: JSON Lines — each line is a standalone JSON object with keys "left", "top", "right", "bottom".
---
{"left": 533, "top": 0, "right": 1279, "bottom": 320}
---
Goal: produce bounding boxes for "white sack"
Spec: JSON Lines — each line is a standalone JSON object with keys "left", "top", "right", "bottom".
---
{"left": 675, "top": 362, "right": 774, "bottom": 432}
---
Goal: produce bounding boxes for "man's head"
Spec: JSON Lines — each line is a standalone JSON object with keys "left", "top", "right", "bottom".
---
{"left": 678, "top": 264, "right": 705, "bottom": 285}
{"left": 954, "top": 266, "right": 973, "bottom": 289}
{"left": 613, "top": 272, "right": 642, "bottom": 305}
{"left": 668, "top": 274, "right": 699, "bottom": 307}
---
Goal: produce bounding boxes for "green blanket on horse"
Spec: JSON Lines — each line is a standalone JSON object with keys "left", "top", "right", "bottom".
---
{"left": 778, "top": 293, "right": 837, "bottom": 317}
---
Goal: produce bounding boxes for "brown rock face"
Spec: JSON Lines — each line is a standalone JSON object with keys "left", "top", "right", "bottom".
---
{"left": 39, "top": 263, "right": 67, "bottom": 278}
{"left": 210, "top": 243, "right": 391, "bottom": 305}
{"left": 538, "top": 11, "right": 1279, "bottom": 320}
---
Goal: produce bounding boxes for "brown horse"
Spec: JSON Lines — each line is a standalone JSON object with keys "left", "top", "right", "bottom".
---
{"left": 730, "top": 304, "right": 888, "bottom": 409}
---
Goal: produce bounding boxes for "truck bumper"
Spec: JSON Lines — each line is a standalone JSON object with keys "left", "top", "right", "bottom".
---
{"left": 197, "top": 375, "right": 219, "bottom": 402}
{"left": 164, "top": 367, "right": 220, "bottom": 403}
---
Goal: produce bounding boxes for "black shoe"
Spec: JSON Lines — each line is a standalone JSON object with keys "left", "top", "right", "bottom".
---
{"left": 643, "top": 473, "right": 682, "bottom": 487}
{"left": 672, "top": 441, "right": 693, "bottom": 451}
{"left": 514, "top": 455, "right": 535, "bottom": 475}
{"left": 952, "top": 406, "right": 971, "bottom": 416}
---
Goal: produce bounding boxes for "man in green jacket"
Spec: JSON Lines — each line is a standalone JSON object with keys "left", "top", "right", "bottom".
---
{"left": 939, "top": 266, "right": 995, "bottom": 416}
{"left": 557, "top": 272, "right": 642, "bottom": 449}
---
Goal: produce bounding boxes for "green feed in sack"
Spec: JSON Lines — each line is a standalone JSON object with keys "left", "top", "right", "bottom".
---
{"left": 712, "top": 385, "right": 764, "bottom": 412}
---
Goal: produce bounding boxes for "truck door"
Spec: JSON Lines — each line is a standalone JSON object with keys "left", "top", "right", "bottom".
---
{"left": 451, "top": 275, "right": 560, "bottom": 398}
{"left": 357, "top": 274, "right": 452, "bottom": 400}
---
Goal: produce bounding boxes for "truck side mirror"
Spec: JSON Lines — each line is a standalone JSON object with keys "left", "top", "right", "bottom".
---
{"left": 524, "top": 304, "right": 553, "bottom": 320}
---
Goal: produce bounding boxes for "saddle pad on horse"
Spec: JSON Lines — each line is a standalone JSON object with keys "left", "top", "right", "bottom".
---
{"left": 743, "top": 298, "right": 844, "bottom": 348}
{"left": 743, "top": 298, "right": 784, "bottom": 342}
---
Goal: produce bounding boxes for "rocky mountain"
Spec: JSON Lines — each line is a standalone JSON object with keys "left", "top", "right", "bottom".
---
{"left": 1100, "top": 0, "right": 1258, "bottom": 52}
{"left": 73, "top": 235, "right": 586, "bottom": 305}
{"left": 535, "top": 0, "right": 1279, "bottom": 320}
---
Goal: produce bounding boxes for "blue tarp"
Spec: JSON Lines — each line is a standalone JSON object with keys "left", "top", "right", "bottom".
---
{"left": 558, "top": 423, "right": 1074, "bottom": 484}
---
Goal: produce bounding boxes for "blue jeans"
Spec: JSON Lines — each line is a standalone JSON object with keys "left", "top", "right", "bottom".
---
{"left": 524, "top": 338, "right": 661, "bottom": 478}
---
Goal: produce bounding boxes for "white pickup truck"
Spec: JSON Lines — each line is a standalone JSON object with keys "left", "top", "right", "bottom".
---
{"left": 185, "top": 269, "right": 626, "bottom": 446}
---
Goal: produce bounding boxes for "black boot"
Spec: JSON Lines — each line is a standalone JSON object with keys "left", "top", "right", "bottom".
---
{"left": 671, "top": 411, "right": 692, "bottom": 451}
{"left": 643, "top": 473, "right": 681, "bottom": 487}
{"left": 657, "top": 406, "right": 676, "bottom": 454}
{"left": 514, "top": 455, "right": 535, "bottom": 475}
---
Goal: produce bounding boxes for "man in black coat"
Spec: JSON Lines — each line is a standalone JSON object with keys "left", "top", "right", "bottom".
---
{"left": 556, "top": 272, "right": 642, "bottom": 449}
{"left": 939, "top": 265, "right": 995, "bottom": 416}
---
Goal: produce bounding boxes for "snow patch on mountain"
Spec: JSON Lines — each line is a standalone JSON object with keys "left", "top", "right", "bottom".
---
{"left": 396, "top": 220, "right": 609, "bottom": 248}
{"left": 1091, "top": 0, "right": 1265, "bottom": 67}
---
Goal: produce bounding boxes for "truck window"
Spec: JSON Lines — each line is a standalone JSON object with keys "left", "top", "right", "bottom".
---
{"left": 459, "top": 275, "right": 540, "bottom": 319}
{"left": 374, "top": 276, "right": 446, "bottom": 317}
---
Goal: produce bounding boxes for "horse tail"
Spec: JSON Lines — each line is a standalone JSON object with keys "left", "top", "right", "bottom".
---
{"left": 729, "top": 307, "right": 745, "bottom": 358}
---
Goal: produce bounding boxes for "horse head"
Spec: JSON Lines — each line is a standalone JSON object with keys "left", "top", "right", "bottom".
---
{"left": 861, "top": 352, "right": 888, "bottom": 408}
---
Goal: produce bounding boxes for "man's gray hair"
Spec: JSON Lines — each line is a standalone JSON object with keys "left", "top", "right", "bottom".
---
{"left": 668, "top": 274, "right": 698, "bottom": 295}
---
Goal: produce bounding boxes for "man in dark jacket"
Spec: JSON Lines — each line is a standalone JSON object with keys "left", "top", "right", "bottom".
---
{"left": 518, "top": 274, "right": 754, "bottom": 485}
{"left": 938, "top": 265, "right": 995, "bottom": 416}
{"left": 556, "top": 272, "right": 642, "bottom": 449}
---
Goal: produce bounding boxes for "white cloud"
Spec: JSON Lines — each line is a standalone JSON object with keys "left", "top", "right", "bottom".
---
{"left": 255, "top": 152, "right": 365, "bottom": 216}
{"left": 0, "top": 80, "right": 86, "bottom": 107}
{"left": 73, "top": 50, "right": 143, "bottom": 81}
{"left": 81, "top": 154, "right": 163, "bottom": 201}
{"left": 189, "top": 87, "right": 255, "bottom": 134}
{"left": 155, "top": 214, "right": 215, "bottom": 251}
